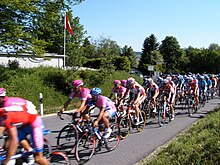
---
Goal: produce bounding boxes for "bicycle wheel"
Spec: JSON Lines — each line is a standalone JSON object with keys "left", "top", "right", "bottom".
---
{"left": 49, "top": 151, "right": 70, "bottom": 165}
{"left": 118, "top": 116, "right": 131, "bottom": 139}
{"left": 158, "top": 103, "right": 164, "bottom": 127}
{"left": 105, "top": 122, "right": 120, "bottom": 151}
{"left": 43, "top": 138, "right": 52, "bottom": 158}
{"left": 56, "top": 125, "right": 78, "bottom": 152}
{"left": 187, "top": 98, "right": 194, "bottom": 116}
{"left": 75, "top": 132, "right": 96, "bottom": 164}
{"left": 136, "top": 110, "right": 146, "bottom": 132}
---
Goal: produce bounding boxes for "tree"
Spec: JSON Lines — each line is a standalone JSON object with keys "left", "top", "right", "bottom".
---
{"left": 121, "top": 45, "right": 138, "bottom": 68}
{"left": 0, "top": 0, "right": 85, "bottom": 57}
{"left": 138, "top": 34, "right": 160, "bottom": 74}
{"left": 159, "top": 36, "right": 184, "bottom": 73}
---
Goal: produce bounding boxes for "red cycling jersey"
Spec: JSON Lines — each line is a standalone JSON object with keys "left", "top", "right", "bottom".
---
{"left": 0, "top": 97, "right": 37, "bottom": 130}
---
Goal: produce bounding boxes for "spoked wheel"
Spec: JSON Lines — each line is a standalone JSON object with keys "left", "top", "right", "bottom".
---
{"left": 136, "top": 110, "right": 146, "bottom": 132}
{"left": 75, "top": 132, "right": 96, "bottom": 164}
{"left": 187, "top": 99, "right": 194, "bottom": 116}
{"left": 158, "top": 106, "right": 164, "bottom": 127}
{"left": 56, "top": 125, "right": 78, "bottom": 153}
{"left": 49, "top": 151, "right": 71, "bottom": 165}
{"left": 118, "top": 116, "right": 131, "bottom": 139}
{"left": 105, "top": 122, "right": 121, "bottom": 151}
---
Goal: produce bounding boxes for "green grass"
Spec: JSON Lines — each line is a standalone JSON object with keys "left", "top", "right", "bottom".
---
{"left": 138, "top": 108, "right": 220, "bottom": 165}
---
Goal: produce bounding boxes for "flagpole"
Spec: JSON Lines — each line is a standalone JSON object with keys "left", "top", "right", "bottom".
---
{"left": 63, "top": 12, "right": 66, "bottom": 69}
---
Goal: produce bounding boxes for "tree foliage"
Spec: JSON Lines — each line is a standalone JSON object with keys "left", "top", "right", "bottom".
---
{"left": 138, "top": 34, "right": 160, "bottom": 74}
{"left": 121, "top": 45, "right": 138, "bottom": 68}
{"left": 0, "top": 0, "right": 85, "bottom": 57}
{"left": 159, "top": 36, "right": 183, "bottom": 73}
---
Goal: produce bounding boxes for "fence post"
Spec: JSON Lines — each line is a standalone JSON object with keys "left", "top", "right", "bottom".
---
{"left": 39, "top": 93, "right": 43, "bottom": 116}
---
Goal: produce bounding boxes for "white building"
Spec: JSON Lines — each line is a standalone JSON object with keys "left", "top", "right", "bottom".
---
{"left": 0, "top": 52, "right": 64, "bottom": 68}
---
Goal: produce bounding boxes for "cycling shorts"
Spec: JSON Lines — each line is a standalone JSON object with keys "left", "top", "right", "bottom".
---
{"left": 18, "top": 116, "right": 44, "bottom": 153}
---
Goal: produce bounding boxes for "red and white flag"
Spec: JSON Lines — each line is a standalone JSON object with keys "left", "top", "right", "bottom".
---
{"left": 65, "top": 14, "right": 74, "bottom": 35}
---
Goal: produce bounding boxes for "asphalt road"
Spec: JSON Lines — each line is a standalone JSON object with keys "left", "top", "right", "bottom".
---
{"left": 42, "top": 97, "right": 220, "bottom": 165}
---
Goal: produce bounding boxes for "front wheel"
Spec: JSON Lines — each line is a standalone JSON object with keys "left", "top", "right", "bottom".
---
{"left": 56, "top": 125, "right": 78, "bottom": 153}
{"left": 75, "top": 132, "right": 96, "bottom": 164}
{"left": 118, "top": 116, "right": 131, "bottom": 139}
{"left": 105, "top": 122, "right": 120, "bottom": 151}
{"left": 136, "top": 110, "right": 146, "bottom": 132}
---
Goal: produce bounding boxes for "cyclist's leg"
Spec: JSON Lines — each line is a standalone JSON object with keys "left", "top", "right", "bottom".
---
{"left": 30, "top": 116, "right": 49, "bottom": 165}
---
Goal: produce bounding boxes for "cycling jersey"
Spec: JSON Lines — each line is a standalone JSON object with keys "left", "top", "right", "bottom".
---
{"left": 111, "top": 86, "right": 127, "bottom": 97}
{"left": 69, "top": 87, "right": 92, "bottom": 101}
{"left": 0, "top": 97, "right": 44, "bottom": 153}
{"left": 87, "top": 95, "right": 116, "bottom": 117}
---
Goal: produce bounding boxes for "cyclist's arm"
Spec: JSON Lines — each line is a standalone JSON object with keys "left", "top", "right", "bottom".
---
{"left": 96, "top": 107, "right": 105, "bottom": 123}
{"left": 61, "top": 98, "right": 72, "bottom": 112}
{"left": 75, "top": 100, "right": 87, "bottom": 113}
{"left": 94, "top": 106, "right": 105, "bottom": 127}
{"left": 4, "top": 127, "right": 18, "bottom": 165}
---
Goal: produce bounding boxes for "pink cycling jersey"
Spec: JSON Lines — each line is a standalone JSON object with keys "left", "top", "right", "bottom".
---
{"left": 69, "top": 87, "right": 92, "bottom": 101}
{"left": 111, "top": 86, "right": 127, "bottom": 97}
{"left": 87, "top": 95, "right": 116, "bottom": 117}
{"left": 4, "top": 96, "right": 26, "bottom": 107}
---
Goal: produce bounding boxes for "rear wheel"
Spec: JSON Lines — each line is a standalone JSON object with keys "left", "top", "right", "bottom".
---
{"left": 49, "top": 151, "right": 70, "bottom": 165}
{"left": 43, "top": 138, "right": 52, "bottom": 158}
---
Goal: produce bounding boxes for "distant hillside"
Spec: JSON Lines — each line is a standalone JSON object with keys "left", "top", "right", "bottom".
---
{"left": 135, "top": 51, "right": 142, "bottom": 57}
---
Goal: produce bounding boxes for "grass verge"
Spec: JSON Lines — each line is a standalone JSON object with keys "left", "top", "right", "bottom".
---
{"left": 136, "top": 108, "right": 220, "bottom": 165}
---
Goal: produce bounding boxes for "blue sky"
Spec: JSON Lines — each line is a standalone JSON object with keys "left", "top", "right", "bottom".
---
{"left": 72, "top": 0, "right": 220, "bottom": 52}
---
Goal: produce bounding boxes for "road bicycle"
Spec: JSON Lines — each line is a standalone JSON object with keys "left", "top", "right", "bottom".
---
{"left": 114, "top": 102, "right": 131, "bottom": 139}
{"left": 0, "top": 130, "right": 70, "bottom": 165}
{"left": 75, "top": 118, "right": 120, "bottom": 164}
{"left": 157, "top": 97, "right": 171, "bottom": 127}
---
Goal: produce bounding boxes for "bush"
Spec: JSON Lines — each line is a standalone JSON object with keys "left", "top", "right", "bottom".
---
{"left": 7, "top": 60, "right": 20, "bottom": 70}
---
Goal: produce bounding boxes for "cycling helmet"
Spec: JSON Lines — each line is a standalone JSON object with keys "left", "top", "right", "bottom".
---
{"left": 113, "top": 80, "right": 121, "bottom": 86}
{"left": 121, "top": 80, "right": 127, "bottom": 86}
{"left": 147, "top": 78, "right": 153, "bottom": 84}
{"left": 166, "top": 76, "right": 172, "bottom": 81}
{"left": 127, "top": 77, "right": 135, "bottom": 85}
{"left": 188, "top": 77, "right": 193, "bottom": 82}
{"left": 163, "top": 79, "right": 169, "bottom": 84}
{"left": 0, "top": 88, "right": 6, "bottom": 97}
{"left": 72, "top": 80, "right": 83, "bottom": 88}
{"left": 90, "top": 87, "right": 102, "bottom": 95}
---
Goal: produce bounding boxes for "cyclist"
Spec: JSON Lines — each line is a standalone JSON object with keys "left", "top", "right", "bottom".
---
{"left": 144, "top": 78, "right": 159, "bottom": 113}
{"left": 163, "top": 78, "right": 176, "bottom": 120}
{"left": 198, "top": 75, "right": 207, "bottom": 102}
{"left": 0, "top": 88, "right": 49, "bottom": 165}
{"left": 188, "top": 77, "right": 199, "bottom": 109}
{"left": 84, "top": 87, "right": 117, "bottom": 138}
{"left": 210, "top": 74, "right": 218, "bottom": 97}
{"left": 121, "top": 80, "right": 127, "bottom": 88}
{"left": 109, "top": 80, "right": 127, "bottom": 105}
{"left": 205, "top": 75, "right": 212, "bottom": 98}
{"left": 58, "top": 79, "right": 92, "bottom": 116}
{"left": 123, "top": 77, "right": 146, "bottom": 125}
